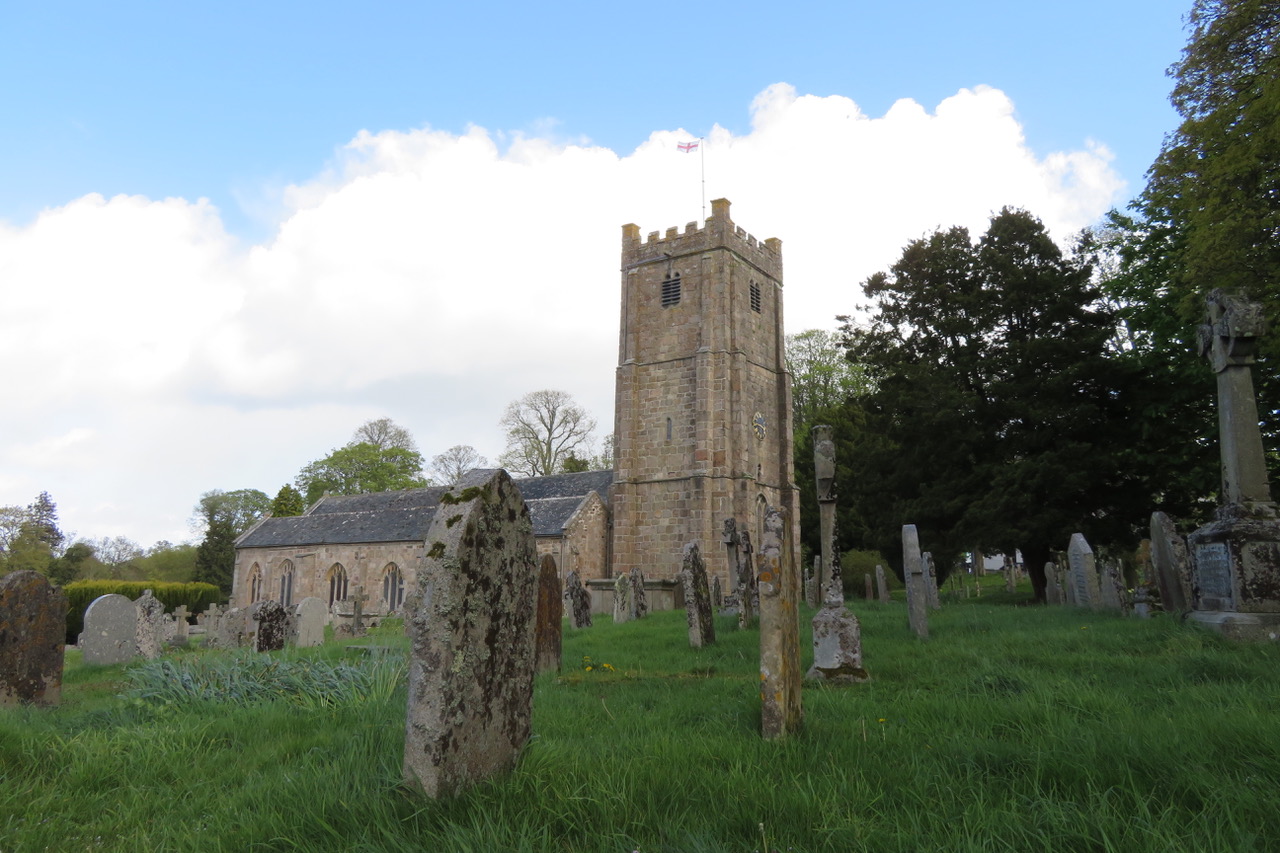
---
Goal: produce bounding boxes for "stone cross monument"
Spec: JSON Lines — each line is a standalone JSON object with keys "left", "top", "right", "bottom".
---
{"left": 1187, "top": 290, "right": 1280, "bottom": 640}
{"left": 812, "top": 424, "right": 841, "bottom": 606}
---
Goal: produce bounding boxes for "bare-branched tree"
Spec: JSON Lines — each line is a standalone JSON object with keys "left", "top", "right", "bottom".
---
{"left": 429, "top": 445, "right": 490, "bottom": 486}
{"left": 497, "top": 390, "right": 597, "bottom": 477}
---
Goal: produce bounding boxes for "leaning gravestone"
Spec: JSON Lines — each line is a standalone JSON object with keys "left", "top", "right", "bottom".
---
{"left": 1150, "top": 511, "right": 1191, "bottom": 614}
{"left": 680, "top": 542, "right": 715, "bottom": 648}
{"left": 902, "top": 526, "right": 929, "bottom": 639}
{"left": 806, "top": 578, "right": 868, "bottom": 685}
{"left": 758, "top": 506, "right": 803, "bottom": 739}
{"left": 612, "top": 573, "right": 633, "bottom": 624}
{"left": 0, "top": 571, "right": 68, "bottom": 706}
{"left": 535, "top": 554, "right": 563, "bottom": 673}
{"left": 875, "top": 565, "right": 891, "bottom": 603}
{"left": 292, "top": 597, "right": 327, "bottom": 647}
{"left": 251, "top": 600, "right": 289, "bottom": 652}
{"left": 403, "top": 469, "right": 538, "bottom": 798}
{"left": 82, "top": 594, "right": 137, "bottom": 665}
{"left": 565, "top": 571, "right": 592, "bottom": 629}
{"left": 134, "top": 590, "right": 167, "bottom": 660}
{"left": 1067, "top": 533, "right": 1103, "bottom": 610}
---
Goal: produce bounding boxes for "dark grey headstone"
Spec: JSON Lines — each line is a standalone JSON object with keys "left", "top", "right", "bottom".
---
{"left": 0, "top": 571, "right": 67, "bottom": 706}
{"left": 680, "top": 542, "right": 715, "bottom": 648}
{"left": 535, "top": 554, "right": 563, "bottom": 673}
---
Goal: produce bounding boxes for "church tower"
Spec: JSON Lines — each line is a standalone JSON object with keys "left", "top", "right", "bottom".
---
{"left": 611, "top": 198, "right": 799, "bottom": 585}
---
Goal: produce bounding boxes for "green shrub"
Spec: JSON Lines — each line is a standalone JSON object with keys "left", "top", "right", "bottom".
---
{"left": 62, "top": 580, "right": 221, "bottom": 643}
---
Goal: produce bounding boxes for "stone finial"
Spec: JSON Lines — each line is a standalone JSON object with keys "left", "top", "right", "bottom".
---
{"left": 1198, "top": 289, "right": 1267, "bottom": 373}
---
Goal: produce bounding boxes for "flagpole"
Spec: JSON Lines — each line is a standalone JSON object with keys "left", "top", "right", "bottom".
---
{"left": 700, "top": 137, "right": 706, "bottom": 222}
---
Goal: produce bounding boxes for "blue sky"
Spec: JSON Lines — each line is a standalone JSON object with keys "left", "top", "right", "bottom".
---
{"left": 0, "top": 2, "right": 1192, "bottom": 548}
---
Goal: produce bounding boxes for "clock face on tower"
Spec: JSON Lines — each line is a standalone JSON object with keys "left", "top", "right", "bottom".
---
{"left": 752, "top": 412, "right": 767, "bottom": 441}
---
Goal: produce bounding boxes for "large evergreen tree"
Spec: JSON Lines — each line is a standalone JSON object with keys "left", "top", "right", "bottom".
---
{"left": 841, "top": 209, "right": 1145, "bottom": 599}
{"left": 193, "top": 516, "right": 237, "bottom": 596}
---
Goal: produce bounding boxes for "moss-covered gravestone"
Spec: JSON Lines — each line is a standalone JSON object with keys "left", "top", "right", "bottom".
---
{"left": 680, "top": 542, "right": 715, "bottom": 648}
{"left": 403, "top": 469, "right": 538, "bottom": 798}
{"left": 535, "top": 554, "right": 562, "bottom": 673}
{"left": 0, "top": 571, "right": 67, "bottom": 706}
{"left": 612, "top": 573, "right": 633, "bottom": 624}
{"left": 565, "top": 571, "right": 592, "bottom": 629}
{"left": 758, "top": 506, "right": 802, "bottom": 739}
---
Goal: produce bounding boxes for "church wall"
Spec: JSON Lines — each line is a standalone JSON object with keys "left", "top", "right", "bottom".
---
{"left": 232, "top": 540, "right": 425, "bottom": 614}
{"left": 532, "top": 492, "right": 611, "bottom": 582}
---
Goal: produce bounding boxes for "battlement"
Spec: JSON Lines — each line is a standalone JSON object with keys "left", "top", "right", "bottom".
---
{"left": 621, "top": 198, "right": 783, "bottom": 281}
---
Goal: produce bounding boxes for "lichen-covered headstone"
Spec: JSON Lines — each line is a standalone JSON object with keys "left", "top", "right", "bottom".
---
{"left": 535, "top": 554, "right": 563, "bottom": 673}
{"left": 875, "top": 565, "right": 890, "bottom": 603}
{"left": 806, "top": 581, "right": 868, "bottom": 685}
{"left": 0, "top": 571, "right": 68, "bottom": 706}
{"left": 737, "top": 530, "right": 758, "bottom": 628}
{"left": 82, "top": 594, "right": 138, "bottom": 665}
{"left": 680, "top": 542, "right": 715, "bottom": 648}
{"left": 403, "top": 469, "right": 538, "bottom": 799}
{"left": 712, "top": 575, "right": 722, "bottom": 609}
{"left": 210, "top": 606, "right": 249, "bottom": 649}
{"left": 864, "top": 573, "right": 874, "bottom": 601}
{"left": 1150, "top": 512, "right": 1190, "bottom": 614}
{"left": 134, "top": 590, "right": 167, "bottom": 660}
{"left": 565, "top": 571, "right": 592, "bottom": 629}
{"left": 758, "top": 506, "right": 803, "bottom": 739}
{"left": 1099, "top": 560, "right": 1124, "bottom": 613}
{"left": 1067, "top": 533, "right": 1102, "bottom": 610}
{"left": 923, "top": 551, "right": 941, "bottom": 610}
{"left": 612, "top": 573, "right": 633, "bottom": 624}
{"left": 1045, "top": 562, "right": 1064, "bottom": 606}
{"left": 292, "top": 597, "right": 327, "bottom": 647}
{"left": 629, "top": 568, "right": 647, "bottom": 619}
{"left": 252, "top": 600, "right": 289, "bottom": 652}
{"left": 902, "top": 525, "right": 929, "bottom": 639}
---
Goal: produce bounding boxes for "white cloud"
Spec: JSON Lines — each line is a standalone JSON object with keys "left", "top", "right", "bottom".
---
{"left": 0, "top": 84, "right": 1125, "bottom": 545}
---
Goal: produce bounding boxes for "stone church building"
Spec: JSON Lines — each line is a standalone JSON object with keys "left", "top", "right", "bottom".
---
{"left": 232, "top": 198, "right": 798, "bottom": 615}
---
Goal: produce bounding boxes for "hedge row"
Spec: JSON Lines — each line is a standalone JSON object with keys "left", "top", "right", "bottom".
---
{"left": 63, "top": 580, "right": 223, "bottom": 644}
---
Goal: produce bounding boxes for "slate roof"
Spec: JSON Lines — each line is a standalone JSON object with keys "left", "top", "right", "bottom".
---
{"left": 237, "top": 470, "right": 613, "bottom": 549}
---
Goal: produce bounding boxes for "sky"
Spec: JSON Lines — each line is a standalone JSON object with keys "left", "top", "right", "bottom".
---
{"left": 0, "top": 1, "right": 1190, "bottom": 549}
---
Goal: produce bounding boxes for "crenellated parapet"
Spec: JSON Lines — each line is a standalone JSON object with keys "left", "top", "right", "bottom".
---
{"left": 621, "top": 198, "right": 783, "bottom": 281}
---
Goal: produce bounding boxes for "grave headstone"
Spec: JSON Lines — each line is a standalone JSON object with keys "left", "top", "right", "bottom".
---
{"left": 1045, "top": 562, "right": 1064, "bottom": 606}
{"left": 134, "top": 590, "right": 167, "bottom": 660}
{"left": 169, "top": 605, "right": 191, "bottom": 646}
{"left": 737, "top": 529, "right": 758, "bottom": 628}
{"left": 875, "top": 564, "right": 891, "bottom": 603}
{"left": 1003, "top": 554, "right": 1017, "bottom": 593}
{"left": 806, "top": 579, "right": 868, "bottom": 685}
{"left": 535, "top": 554, "right": 563, "bottom": 673}
{"left": 612, "top": 573, "right": 633, "bottom": 624}
{"left": 680, "top": 542, "right": 715, "bottom": 648}
{"left": 1150, "top": 512, "right": 1191, "bottom": 614}
{"left": 1067, "top": 533, "right": 1103, "bottom": 610}
{"left": 210, "top": 606, "right": 249, "bottom": 649}
{"left": 758, "top": 507, "right": 802, "bottom": 738}
{"left": 629, "top": 568, "right": 647, "bottom": 619}
{"left": 805, "top": 556, "right": 820, "bottom": 608}
{"left": 1099, "top": 560, "right": 1124, "bottom": 613}
{"left": 923, "top": 551, "right": 941, "bottom": 610}
{"left": 292, "top": 597, "right": 327, "bottom": 647}
{"left": 252, "top": 600, "right": 289, "bottom": 652}
{"left": 82, "top": 594, "right": 138, "bottom": 665}
{"left": 902, "top": 526, "right": 929, "bottom": 639}
{"left": 864, "top": 572, "right": 874, "bottom": 601}
{"left": 0, "top": 571, "right": 67, "bottom": 706}
{"left": 350, "top": 585, "right": 369, "bottom": 637}
{"left": 403, "top": 469, "right": 538, "bottom": 798}
{"left": 712, "top": 575, "right": 722, "bottom": 609}
{"left": 565, "top": 571, "right": 592, "bottom": 628}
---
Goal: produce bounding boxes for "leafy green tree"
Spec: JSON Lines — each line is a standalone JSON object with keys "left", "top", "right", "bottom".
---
{"left": 840, "top": 209, "right": 1145, "bottom": 599}
{"left": 560, "top": 453, "right": 590, "bottom": 473}
{"left": 193, "top": 516, "right": 237, "bottom": 596}
{"left": 295, "top": 443, "right": 427, "bottom": 504}
{"left": 193, "top": 489, "right": 270, "bottom": 537}
{"left": 270, "top": 484, "right": 306, "bottom": 517}
{"left": 786, "top": 328, "right": 871, "bottom": 445}
{"left": 131, "top": 541, "right": 198, "bottom": 583}
{"left": 48, "top": 541, "right": 96, "bottom": 586}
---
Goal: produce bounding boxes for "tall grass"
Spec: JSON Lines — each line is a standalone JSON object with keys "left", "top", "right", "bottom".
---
{"left": 2, "top": 589, "right": 1278, "bottom": 851}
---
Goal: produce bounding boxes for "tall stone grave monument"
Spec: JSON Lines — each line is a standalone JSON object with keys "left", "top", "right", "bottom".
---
{"left": 902, "top": 526, "right": 929, "bottom": 639}
{"left": 758, "top": 506, "right": 803, "bottom": 739}
{"left": 812, "top": 424, "right": 842, "bottom": 605}
{"left": 629, "top": 568, "right": 647, "bottom": 619}
{"left": 923, "top": 552, "right": 941, "bottom": 610}
{"left": 1066, "top": 534, "right": 1102, "bottom": 610}
{"left": 680, "top": 543, "right": 716, "bottom": 648}
{"left": 81, "top": 593, "right": 138, "bottom": 665}
{"left": 1188, "top": 290, "right": 1280, "bottom": 639}
{"left": 403, "top": 469, "right": 538, "bottom": 798}
{"left": 535, "top": 554, "right": 563, "bottom": 673}
{"left": 134, "top": 590, "right": 167, "bottom": 660}
{"left": 292, "top": 597, "right": 327, "bottom": 647}
{"left": 0, "top": 571, "right": 67, "bottom": 706}
{"left": 612, "top": 574, "right": 633, "bottom": 624}
{"left": 737, "top": 530, "right": 757, "bottom": 627}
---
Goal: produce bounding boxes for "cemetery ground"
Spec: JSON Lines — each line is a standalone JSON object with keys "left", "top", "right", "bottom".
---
{"left": 3, "top": 587, "right": 1279, "bottom": 853}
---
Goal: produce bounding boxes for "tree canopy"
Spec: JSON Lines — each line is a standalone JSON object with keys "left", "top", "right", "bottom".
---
{"left": 429, "top": 445, "right": 489, "bottom": 486}
{"left": 295, "top": 442, "right": 427, "bottom": 504}
{"left": 498, "top": 390, "right": 598, "bottom": 477}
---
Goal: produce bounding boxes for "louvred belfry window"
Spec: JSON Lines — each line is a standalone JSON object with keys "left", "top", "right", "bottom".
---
{"left": 661, "top": 272, "right": 681, "bottom": 308}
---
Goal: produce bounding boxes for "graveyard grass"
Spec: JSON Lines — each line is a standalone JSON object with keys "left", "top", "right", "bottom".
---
{"left": 3, "top": 588, "right": 1280, "bottom": 852}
